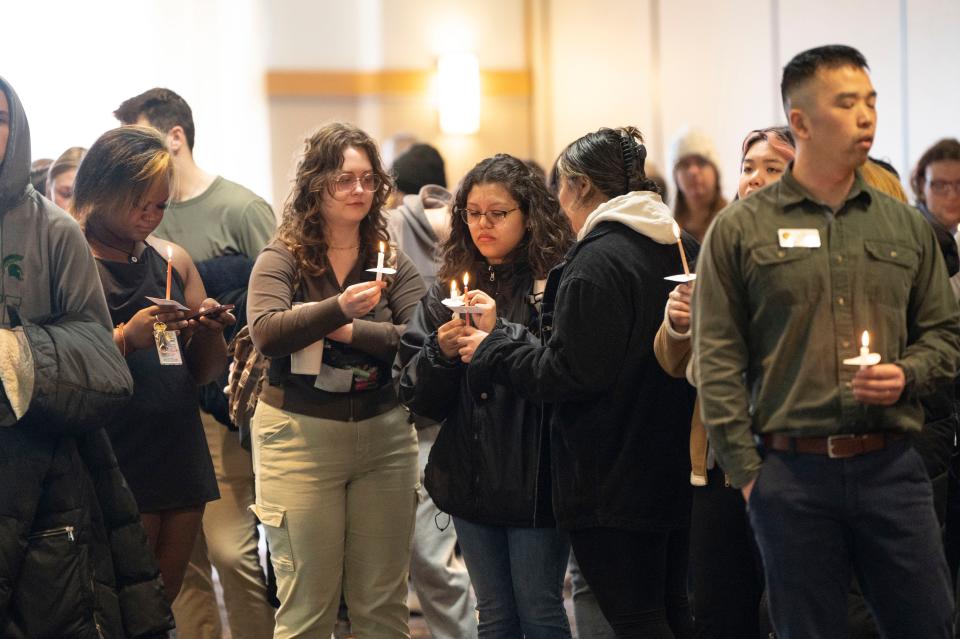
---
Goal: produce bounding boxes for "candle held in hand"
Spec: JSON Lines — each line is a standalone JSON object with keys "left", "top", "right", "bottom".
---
{"left": 165, "top": 245, "right": 173, "bottom": 300}
{"left": 672, "top": 222, "right": 690, "bottom": 276}
{"left": 462, "top": 272, "right": 471, "bottom": 327}
{"left": 860, "top": 330, "right": 870, "bottom": 370}
{"left": 450, "top": 279, "right": 458, "bottom": 301}
{"left": 376, "top": 241, "right": 385, "bottom": 281}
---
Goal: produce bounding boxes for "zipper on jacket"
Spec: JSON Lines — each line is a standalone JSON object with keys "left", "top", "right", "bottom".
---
{"left": 29, "top": 525, "right": 76, "bottom": 542}
{"left": 488, "top": 264, "right": 495, "bottom": 282}
{"left": 91, "top": 574, "right": 106, "bottom": 639}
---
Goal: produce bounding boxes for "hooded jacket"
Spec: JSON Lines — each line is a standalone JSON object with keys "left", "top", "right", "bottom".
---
{"left": 0, "top": 76, "right": 172, "bottom": 638}
{"left": 469, "top": 191, "right": 698, "bottom": 531}
{"left": 385, "top": 187, "right": 449, "bottom": 291}
{"left": 397, "top": 261, "right": 554, "bottom": 527}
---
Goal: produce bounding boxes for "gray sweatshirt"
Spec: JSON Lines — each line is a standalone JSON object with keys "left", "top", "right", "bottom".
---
{"left": 0, "top": 76, "right": 131, "bottom": 427}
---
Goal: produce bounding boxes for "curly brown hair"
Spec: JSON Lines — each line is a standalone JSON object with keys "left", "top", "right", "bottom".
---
{"left": 277, "top": 122, "right": 393, "bottom": 278}
{"left": 438, "top": 154, "right": 574, "bottom": 282}
{"left": 911, "top": 138, "right": 960, "bottom": 205}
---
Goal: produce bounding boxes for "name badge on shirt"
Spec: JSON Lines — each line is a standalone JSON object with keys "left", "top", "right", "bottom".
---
{"left": 778, "top": 228, "right": 821, "bottom": 248}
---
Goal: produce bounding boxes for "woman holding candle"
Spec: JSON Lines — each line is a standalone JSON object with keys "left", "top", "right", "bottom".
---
{"left": 467, "top": 128, "right": 697, "bottom": 638}
{"left": 398, "top": 154, "right": 575, "bottom": 638}
{"left": 654, "top": 125, "right": 795, "bottom": 639}
{"left": 246, "top": 122, "right": 425, "bottom": 638}
{"left": 73, "top": 125, "right": 232, "bottom": 601}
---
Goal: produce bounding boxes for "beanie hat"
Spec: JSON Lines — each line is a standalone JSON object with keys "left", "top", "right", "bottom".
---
{"left": 392, "top": 144, "right": 446, "bottom": 194}
{"left": 668, "top": 127, "right": 720, "bottom": 172}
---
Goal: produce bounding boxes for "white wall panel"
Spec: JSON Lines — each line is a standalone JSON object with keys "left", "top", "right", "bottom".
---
{"left": 904, "top": 0, "right": 960, "bottom": 191}
{"left": 547, "top": 0, "right": 657, "bottom": 168}
{"left": 777, "top": 0, "right": 907, "bottom": 179}
{"left": 657, "top": 0, "right": 777, "bottom": 201}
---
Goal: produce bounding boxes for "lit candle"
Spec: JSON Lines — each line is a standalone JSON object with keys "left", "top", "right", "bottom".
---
{"left": 450, "top": 279, "right": 458, "bottom": 301}
{"left": 462, "top": 272, "right": 470, "bottom": 327}
{"left": 165, "top": 245, "right": 173, "bottom": 299}
{"left": 860, "top": 330, "right": 870, "bottom": 370}
{"left": 376, "top": 241, "right": 385, "bottom": 281}
{"left": 672, "top": 222, "right": 690, "bottom": 276}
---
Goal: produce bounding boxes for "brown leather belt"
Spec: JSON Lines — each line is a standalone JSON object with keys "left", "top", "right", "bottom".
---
{"left": 763, "top": 432, "right": 905, "bottom": 459}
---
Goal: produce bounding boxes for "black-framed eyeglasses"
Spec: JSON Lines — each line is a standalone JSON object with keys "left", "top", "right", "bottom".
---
{"left": 929, "top": 180, "right": 960, "bottom": 196}
{"left": 458, "top": 208, "right": 519, "bottom": 226}
{"left": 331, "top": 172, "right": 381, "bottom": 193}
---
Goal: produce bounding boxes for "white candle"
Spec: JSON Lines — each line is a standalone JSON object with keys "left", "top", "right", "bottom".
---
{"left": 376, "top": 241, "right": 385, "bottom": 281}
{"left": 450, "top": 279, "right": 458, "bottom": 301}
{"left": 672, "top": 222, "right": 690, "bottom": 276}
{"left": 860, "top": 330, "right": 870, "bottom": 370}
{"left": 462, "top": 272, "right": 470, "bottom": 326}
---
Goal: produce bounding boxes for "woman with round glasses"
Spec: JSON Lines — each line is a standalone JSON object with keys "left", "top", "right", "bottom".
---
{"left": 246, "top": 122, "right": 426, "bottom": 638}
{"left": 398, "top": 154, "right": 575, "bottom": 638}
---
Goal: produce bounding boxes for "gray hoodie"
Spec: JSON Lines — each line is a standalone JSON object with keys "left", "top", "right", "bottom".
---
{"left": 385, "top": 186, "right": 452, "bottom": 290}
{"left": 0, "top": 76, "right": 131, "bottom": 427}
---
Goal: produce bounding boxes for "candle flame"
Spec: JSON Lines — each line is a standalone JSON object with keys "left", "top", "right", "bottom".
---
{"left": 379, "top": 241, "right": 385, "bottom": 253}
{"left": 462, "top": 272, "right": 469, "bottom": 287}
{"left": 166, "top": 245, "right": 173, "bottom": 260}
{"left": 672, "top": 221, "right": 681, "bottom": 240}
{"left": 450, "top": 279, "right": 458, "bottom": 298}
{"left": 861, "top": 330, "right": 870, "bottom": 348}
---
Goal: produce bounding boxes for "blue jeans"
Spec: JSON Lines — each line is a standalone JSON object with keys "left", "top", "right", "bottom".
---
{"left": 749, "top": 439, "right": 954, "bottom": 639}
{"left": 453, "top": 517, "right": 572, "bottom": 638}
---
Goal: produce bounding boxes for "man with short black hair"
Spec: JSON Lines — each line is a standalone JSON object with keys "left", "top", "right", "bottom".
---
{"left": 695, "top": 45, "right": 959, "bottom": 637}
{"left": 115, "top": 87, "right": 276, "bottom": 639}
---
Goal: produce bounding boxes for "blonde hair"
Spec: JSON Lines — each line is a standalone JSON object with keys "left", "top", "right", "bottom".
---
{"left": 861, "top": 160, "right": 907, "bottom": 203}
{"left": 72, "top": 126, "right": 173, "bottom": 228}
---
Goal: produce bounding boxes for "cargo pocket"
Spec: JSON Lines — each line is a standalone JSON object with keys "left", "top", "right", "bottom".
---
{"left": 251, "top": 504, "right": 295, "bottom": 573}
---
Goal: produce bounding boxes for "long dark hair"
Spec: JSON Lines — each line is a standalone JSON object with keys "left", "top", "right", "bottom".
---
{"left": 277, "top": 122, "right": 393, "bottom": 278}
{"left": 438, "top": 154, "right": 574, "bottom": 281}
{"left": 556, "top": 126, "right": 661, "bottom": 203}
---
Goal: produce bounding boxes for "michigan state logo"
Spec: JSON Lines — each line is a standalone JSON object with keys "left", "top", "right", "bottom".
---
{"left": 2, "top": 254, "right": 23, "bottom": 281}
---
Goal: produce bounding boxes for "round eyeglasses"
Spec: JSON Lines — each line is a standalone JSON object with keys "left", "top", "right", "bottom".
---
{"left": 332, "top": 173, "right": 381, "bottom": 193}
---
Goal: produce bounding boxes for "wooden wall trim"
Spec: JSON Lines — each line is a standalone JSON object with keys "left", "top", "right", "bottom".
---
{"left": 266, "top": 69, "right": 530, "bottom": 97}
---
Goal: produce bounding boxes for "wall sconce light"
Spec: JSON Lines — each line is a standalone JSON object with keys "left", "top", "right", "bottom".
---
{"left": 437, "top": 53, "right": 480, "bottom": 135}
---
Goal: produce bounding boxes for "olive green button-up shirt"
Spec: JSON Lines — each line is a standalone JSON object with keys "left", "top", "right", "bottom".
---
{"left": 693, "top": 167, "right": 960, "bottom": 488}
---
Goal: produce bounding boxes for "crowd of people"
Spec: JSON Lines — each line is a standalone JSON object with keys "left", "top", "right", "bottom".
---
{"left": 3, "top": 42, "right": 960, "bottom": 639}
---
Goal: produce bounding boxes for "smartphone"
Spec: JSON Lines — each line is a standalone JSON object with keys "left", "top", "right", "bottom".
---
{"left": 185, "top": 304, "right": 235, "bottom": 322}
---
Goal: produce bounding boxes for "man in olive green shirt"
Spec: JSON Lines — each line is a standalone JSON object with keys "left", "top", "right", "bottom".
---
{"left": 695, "top": 45, "right": 959, "bottom": 637}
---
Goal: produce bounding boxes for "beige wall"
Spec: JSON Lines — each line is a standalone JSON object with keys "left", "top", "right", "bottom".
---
{"left": 265, "top": 0, "right": 960, "bottom": 209}
{"left": 537, "top": 0, "right": 960, "bottom": 203}
{"left": 265, "top": 0, "right": 530, "bottom": 210}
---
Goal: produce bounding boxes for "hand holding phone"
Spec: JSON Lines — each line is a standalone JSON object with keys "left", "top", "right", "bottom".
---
{"left": 185, "top": 304, "right": 235, "bottom": 322}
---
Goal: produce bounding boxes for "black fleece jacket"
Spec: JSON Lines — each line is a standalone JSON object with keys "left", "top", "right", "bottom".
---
{"left": 470, "top": 222, "right": 698, "bottom": 531}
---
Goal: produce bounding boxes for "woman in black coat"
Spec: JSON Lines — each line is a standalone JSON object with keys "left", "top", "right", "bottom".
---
{"left": 398, "top": 154, "right": 575, "bottom": 638}
{"left": 469, "top": 128, "right": 698, "bottom": 639}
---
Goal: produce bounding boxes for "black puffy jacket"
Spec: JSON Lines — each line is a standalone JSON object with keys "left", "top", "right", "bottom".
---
{"left": 0, "top": 75, "right": 172, "bottom": 639}
{"left": 398, "top": 262, "right": 555, "bottom": 527}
